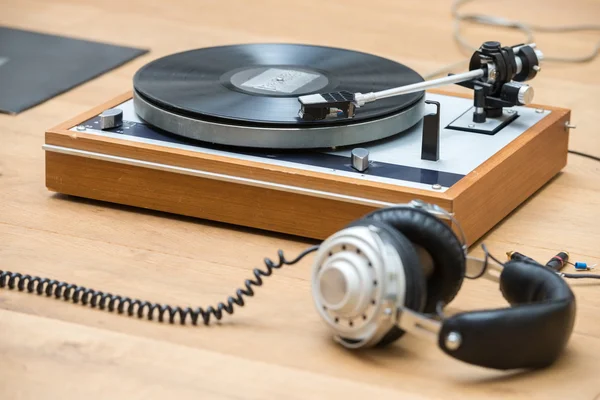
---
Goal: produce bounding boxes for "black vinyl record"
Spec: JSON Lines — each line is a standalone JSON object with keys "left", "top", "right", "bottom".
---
{"left": 133, "top": 44, "right": 424, "bottom": 128}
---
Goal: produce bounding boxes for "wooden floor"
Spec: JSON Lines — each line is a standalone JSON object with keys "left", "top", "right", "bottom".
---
{"left": 1, "top": 0, "right": 599, "bottom": 398}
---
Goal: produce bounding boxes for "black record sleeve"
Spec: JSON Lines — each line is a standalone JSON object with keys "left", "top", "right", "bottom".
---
{"left": 0, "top": 26, "right": 148, "bottom": 114}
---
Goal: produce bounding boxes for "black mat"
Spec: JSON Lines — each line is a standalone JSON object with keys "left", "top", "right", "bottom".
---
{"left": 0, "top": 27, "right": 148, "bottom": 114}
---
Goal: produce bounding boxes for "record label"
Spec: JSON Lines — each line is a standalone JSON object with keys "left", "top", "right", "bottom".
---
{"left": 227, "top": 65, "right": 329, "bottom": 96}
{"left": 240, "top": 68, "right": 320, "bottom": 93}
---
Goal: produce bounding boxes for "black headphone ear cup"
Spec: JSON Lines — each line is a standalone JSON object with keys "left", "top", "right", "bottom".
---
{"left": 363, "top": 207, "right": 466, "bottom": 313}
{"left": 346, "top": 219, "right": 426, "bottom": 346}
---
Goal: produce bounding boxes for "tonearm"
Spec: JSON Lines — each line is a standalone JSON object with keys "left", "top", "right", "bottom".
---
{"left": 298, "top": 41, "right": 543, "bottom": 123}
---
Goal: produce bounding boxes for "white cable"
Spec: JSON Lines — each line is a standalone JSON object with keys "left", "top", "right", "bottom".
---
{"left": 424, "top": 0, "right": 600, "bottom": 78}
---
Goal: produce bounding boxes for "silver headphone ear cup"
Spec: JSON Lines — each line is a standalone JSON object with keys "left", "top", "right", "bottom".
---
{"left": 361, "top": 221, "right": 426, "bottom": 347}
{"left": 311, "top": 220, "right": 424, "bottom": 348}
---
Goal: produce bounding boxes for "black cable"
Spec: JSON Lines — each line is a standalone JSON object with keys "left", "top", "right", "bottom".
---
{"left": 483, "top": 244, "right": 506, "bottom": 267}
{"left": 561, "top": 273, "right": 600, "bottom": 280}
{"left": 466, "top": 245, "right": 600, "bottom": 281}
{"left": 464, "top": 244, "right": 491, "bottom": 280}
{"left": 464, "top": 243, "right": 507, "bottom": 280}
{"left": 568, "top": 150, "right": 600, "bottom": 162}
{"left": 0, "top": 245, "right": 320, "bottom": 325}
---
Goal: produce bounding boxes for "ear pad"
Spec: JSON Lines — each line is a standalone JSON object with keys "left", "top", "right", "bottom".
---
{"left": 362, "top": 207, "right": 466, "bottom": 312}
{"left": 345, "top": 219, "right": 426, "bottom": 346}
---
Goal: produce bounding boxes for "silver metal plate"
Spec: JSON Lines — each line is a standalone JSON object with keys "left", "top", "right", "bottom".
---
{"left": 70, "top": 94, "right": 551, "bottom": 192}
{"left": 240, "top": 68, "right": 319, "bottom": 93}
{"left": 133, "top": 90, "right": 425, "bottom": 149}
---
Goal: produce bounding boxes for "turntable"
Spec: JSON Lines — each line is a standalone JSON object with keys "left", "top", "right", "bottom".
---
{"left": 43, "top": 42, "right": 571, "bottom": 245}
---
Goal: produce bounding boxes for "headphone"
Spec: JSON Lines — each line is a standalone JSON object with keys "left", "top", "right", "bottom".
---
{"left": 0, "top": 200, "right": 577, "bottom": 371}
{"left": 310, "top": 200, "right": 576, "bottom": 370}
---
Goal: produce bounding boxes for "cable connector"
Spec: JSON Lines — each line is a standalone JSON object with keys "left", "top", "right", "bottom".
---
{"left": 545, "top": 251, "right": 569, "bottom": 272}
{"left": 574, "top": 262, "right": 596, "bottom": 271}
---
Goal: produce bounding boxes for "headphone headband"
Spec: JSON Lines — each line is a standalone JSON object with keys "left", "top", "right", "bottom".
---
{"left": 383, "top": 200, "right": 469, "bottom": 255}
{"left": 439, "top": 259, "right": 576, "bottom": 369}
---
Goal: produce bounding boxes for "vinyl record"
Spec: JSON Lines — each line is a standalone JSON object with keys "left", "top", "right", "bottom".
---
{"left": 132, "top": 43, "right": 426, "bottom": 148}
{"left": 133, "top": 43, "right": 424, "bottom": 127}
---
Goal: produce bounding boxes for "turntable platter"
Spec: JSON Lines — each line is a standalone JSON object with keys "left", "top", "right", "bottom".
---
{"left": 133, "top": 44, "right": 425, "bottom": 148}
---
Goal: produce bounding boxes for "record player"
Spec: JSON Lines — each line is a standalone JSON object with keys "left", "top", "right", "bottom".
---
{"left": 43, "top": 41, "right": 571, "bottom": 245}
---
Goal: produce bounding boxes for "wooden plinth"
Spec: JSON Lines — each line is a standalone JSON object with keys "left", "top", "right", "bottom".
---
{"left": 44, "top": 91, "right": 570, "bottom": 245}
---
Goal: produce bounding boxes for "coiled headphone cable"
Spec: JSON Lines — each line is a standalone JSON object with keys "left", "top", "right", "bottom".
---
{"left": 0, "top": 245, "right": 319, "bottom": 325}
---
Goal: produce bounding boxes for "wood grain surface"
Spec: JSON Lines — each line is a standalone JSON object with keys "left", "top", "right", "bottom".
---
{"left": 1, "top": 0, "right": 599, "bottom": 399}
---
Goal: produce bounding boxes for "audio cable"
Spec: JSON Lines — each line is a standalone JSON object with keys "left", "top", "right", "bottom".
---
{"left": 567, "top": 150, "right": 600, "bottom": 163}
{"left": 507, "top": 251, "right": 600, "bottom": 280}
{"left": 422, "top": 0, "right": 600, "bottom": 164}
{"left": 558, "top": 273, "right": 600, "bottom": 280}
{"left": 472, "top": 246, "right": 600, "bottom": 281}
{"left": 450, "top": 0, "right": 600, "bottom": 64}
{"left": 0, "top": 245, "right": 319, "bottom": 325}
{"left": 425, "top": 0, "right": 600, "bottom": 80}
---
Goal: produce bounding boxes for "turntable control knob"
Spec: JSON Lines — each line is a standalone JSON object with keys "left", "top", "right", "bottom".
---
{"left": 99, "top": 108, "right": 123, "bottom": 130}
{"left": 351, "top": 148, "right": 370, "bottom": 172}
